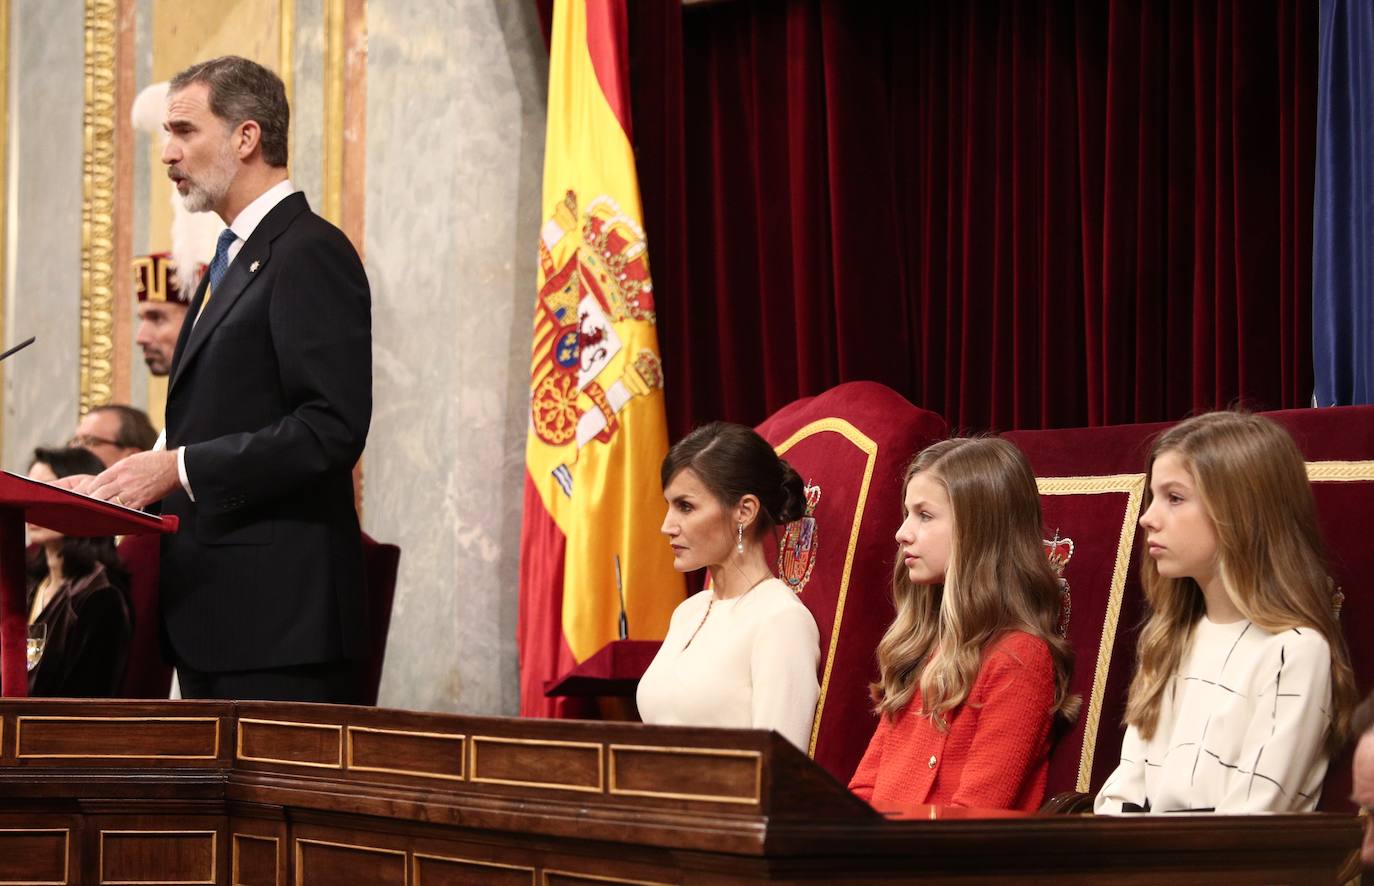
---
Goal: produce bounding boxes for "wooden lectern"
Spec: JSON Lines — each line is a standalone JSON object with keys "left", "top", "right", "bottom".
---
{"left": 0, "top": 698, "right": 1360, "bottom": 883}
{"left": 0, "top": 472, "right": 177, "bottom": 696}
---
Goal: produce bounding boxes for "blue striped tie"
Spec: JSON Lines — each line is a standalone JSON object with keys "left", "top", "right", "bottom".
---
{"left": 207, "top": 228, "right": 238, "bottom": 293}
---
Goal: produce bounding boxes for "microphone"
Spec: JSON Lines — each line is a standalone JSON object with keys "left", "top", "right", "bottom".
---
{"left": 0, "top": 336, "right": 35, "bottom": 363}
{"left": 615, "top": 554, "right": 629, "bottom": 640}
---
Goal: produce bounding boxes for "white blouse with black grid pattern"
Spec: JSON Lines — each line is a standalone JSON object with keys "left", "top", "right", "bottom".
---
{"left": 1095, "top": 616, "right": 1333, "bottom": 814}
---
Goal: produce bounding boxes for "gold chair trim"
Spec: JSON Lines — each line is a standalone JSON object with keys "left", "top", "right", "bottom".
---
{"left": 773, "top": 417, "right": 878, "bottom": 759}
{"left": 1036, "top": 473, "right": 1146, "bottom": 793}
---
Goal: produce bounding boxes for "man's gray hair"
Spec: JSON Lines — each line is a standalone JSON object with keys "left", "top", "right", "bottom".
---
{"left": 170, "top": 56, "right": 289, "bottom": 168}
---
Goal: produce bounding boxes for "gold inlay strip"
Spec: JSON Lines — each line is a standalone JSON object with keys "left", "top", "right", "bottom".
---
{"left": 345, "top": 726, "right": 466, "bottom": 781}
{"left": 542, "top": 871, "right": 674, "bottom": 886}
{"left": 232, "top": 833, "right": 280, "bottom": 886}
{"left": 236, "top": 718, "right": 343, "bottom": 769}
{"left": 1036, "top": 472, "right": 1146, "bottom": 794}
{"left": 294, "top": 838, "right": 406, "bottom": 884}
{"left": 98, "top": 830, "right": 216, "bottom": 885}
{"left": 413, "top": 853, "right": 534, "bottom": 886}
{"left": 773, "top": 417, "right": 878, "bottom": 759}
{"left": 321, "top": 0, "right": 345, "bottom": 225}
{"left": 0, "top": 827, "right": 69, "bottom": 885}
{"left": 468, "top": 735, "right": 604, "bottom": 793}
{"left": 80, "top": 0, "right": 118, "bottom": 413}
{"left": 15, "top": 716, "right": 221, "bottom": 760}
{"left": 1307, "top": 459, "right": 1374, "bottom": 482}
{"left": 607, "top": 744, "right": 761, "bottom": 805}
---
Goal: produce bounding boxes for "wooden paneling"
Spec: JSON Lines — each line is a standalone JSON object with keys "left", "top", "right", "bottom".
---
{"left": 0, "top": 828, "right": 69, "bottom": 884}
{"left": 294, "top": 838, "right": 405, "bottom": 886}
{"left": 347, "top": 726, "right": 464, "bottom": 781}
{"left": 98, "top": 830, "right": 215, "bottom": 884}
{"left": 16, "top": 716, "right": 220, "bottom": 761}
{"left": 412, "top": 853, "right": 534, "bottom": 886}
{"left": 0, "top": 699, "right": 1360, "bottom": 885}
{"left": 609, "top": 745, "right": 760, "bottom": 805}
{"left": 543, "top": 872, "right": 675, "bottom": 886}
{"left": 469, "top": 736, "right": 603, "bottom": 792}
{"left": 231, "top": 834, "right": 278, "bottom": 886}
{"left": 237, "top": 719, "right": 342, "bottom": 769}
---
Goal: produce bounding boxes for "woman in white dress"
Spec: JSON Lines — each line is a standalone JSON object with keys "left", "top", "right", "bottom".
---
{"left": 637, "top": 422, "right": 820, "bottom": 752}
{"left": 1095, "top": 411, "right": 1357, "bottom": 814}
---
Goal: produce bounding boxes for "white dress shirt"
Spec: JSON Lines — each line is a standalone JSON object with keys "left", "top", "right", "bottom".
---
{"left": 166, "top": 179, "right": 299, "bottom": 499}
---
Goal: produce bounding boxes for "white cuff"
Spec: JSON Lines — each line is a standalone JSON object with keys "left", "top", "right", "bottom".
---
{"left": 153, "top": 429, "right": 166, "bottom": 452}
{"left": 176, "top": 446, "right": 195, "bottom": 502}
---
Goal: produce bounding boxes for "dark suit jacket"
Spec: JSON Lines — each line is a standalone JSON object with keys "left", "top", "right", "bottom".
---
{"left": 161, "top": 190, "right": 371, "bottom": 672}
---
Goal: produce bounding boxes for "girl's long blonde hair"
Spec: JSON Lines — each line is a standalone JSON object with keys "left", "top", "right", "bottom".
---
{"left": 1125, "top": 411, "right": 1357, "bottom": 754}
{"left": 871, "top": 437, "right": 1079, "bottom": 730}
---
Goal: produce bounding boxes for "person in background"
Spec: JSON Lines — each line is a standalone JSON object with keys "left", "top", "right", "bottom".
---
{"left": 849, "top": 437, "right": 1077, "bottom": 812}
{"left": 26, "top": 446, "right": 132, "bottom": 697}
{"left": 1095, "top": 411, "right": 1357, "bottom": 814}
{"left": 71, "top": 405, "right": 157, "bottom": 468}
{"left": 637, "top": 422, "right": 820, "bottom": 752}
{"left": 132, "top": 251, "right": 194, "bottom": 378}
{"left": 1351, "top": 693, "right": 1374, "bottom": 870}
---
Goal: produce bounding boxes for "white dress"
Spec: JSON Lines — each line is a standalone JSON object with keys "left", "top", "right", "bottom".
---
{"left": 1095, "top": 616, "right": 1334, "bottom": 814}
{"left": 636, "top": 578, "right": 821, "bottom": 752}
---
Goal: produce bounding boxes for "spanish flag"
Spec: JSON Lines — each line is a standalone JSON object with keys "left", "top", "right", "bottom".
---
{"left": 518, "top": 0, "right": 683, "bottom": 717}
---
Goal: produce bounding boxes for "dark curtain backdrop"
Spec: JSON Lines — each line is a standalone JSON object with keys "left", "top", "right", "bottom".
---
{"left": 1313, "top": 0, "right": 1374, "bottom": 406}
{"left": 539, "top": 0, "right": 1317, "bottom": 436}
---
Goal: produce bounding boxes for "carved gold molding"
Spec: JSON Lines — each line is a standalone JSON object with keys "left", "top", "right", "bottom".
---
{"left": 80, "top": 0, "right": 117, "bottom": 415}
{"left": 322, "top": 0, "right": 345, "bottom": 226}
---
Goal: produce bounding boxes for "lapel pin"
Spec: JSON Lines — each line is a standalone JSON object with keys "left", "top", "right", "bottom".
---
{"left": 249, "top": 260, "right": 261, "bottom": 273}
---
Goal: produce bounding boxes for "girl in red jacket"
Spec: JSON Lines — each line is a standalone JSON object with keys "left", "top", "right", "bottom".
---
{"left": 849, "top": 437, "right": 1078, "bottom": 812}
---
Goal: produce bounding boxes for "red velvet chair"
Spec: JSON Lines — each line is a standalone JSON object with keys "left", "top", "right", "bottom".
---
{"left": 754, "top": 381, "right": 947, "bottom": 783}
{"left": 358, "top": 532, "right": 401, "bottom": 706}
{"left": 115, "top": 532, "right": 402, "bottom": 706}
{"left": 116, "top": 533, "right": 172, "bottom": 698}
{"left": 1005, "top": 405, "right": 1374, "bottom": 811}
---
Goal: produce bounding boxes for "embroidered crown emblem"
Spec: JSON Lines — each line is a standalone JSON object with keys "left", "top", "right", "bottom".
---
{"left": 777, "top": 484, "right": 822, "bottom": 593}
{"left": 1043, "top": 531, "right": 1074, "bottom": 637}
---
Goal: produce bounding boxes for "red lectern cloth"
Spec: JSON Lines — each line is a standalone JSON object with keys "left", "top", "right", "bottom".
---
{"left": 0, "top": 470, "right": 177, "bottom": 697}
{"left": 543, "top": 639, "right": 663, "bottom": 697}
{"left": 0, "top": 471, "right": 179, "bottom": 537}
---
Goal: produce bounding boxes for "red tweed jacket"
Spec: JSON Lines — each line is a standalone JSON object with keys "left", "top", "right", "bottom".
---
{"left": 848, "top": 630, "right": 1057, "bottom": 812}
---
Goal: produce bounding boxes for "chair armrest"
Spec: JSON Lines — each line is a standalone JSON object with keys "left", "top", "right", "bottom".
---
{"left": 1039, "top": 791, "right": 1093, "bottom": 814}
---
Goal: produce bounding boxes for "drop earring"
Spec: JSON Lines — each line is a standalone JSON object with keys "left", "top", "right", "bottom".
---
{"left": 736, "top": 523, "right": 745, "bottom": 554}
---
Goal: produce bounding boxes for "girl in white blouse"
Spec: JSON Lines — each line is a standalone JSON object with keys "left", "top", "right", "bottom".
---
{"left": 636, "top": 422, "right": 820, "bottom": 752}
{"left": 1096, "top": 412, "right": 1356, "bottom": 814}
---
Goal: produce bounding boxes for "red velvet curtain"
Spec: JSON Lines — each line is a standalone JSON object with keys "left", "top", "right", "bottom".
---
{"left": 611, "top": 0, "right": 1317, "bottom": 437}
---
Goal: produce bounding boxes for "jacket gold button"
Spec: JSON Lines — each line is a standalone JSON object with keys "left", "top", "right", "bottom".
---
{"left": 928, "top": 754, "right": 936, "bottom": 768}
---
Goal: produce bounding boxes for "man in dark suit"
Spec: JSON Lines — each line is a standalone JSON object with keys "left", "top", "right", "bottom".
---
{"left": 78, "top": 56, "right": 371, "bottom": 703}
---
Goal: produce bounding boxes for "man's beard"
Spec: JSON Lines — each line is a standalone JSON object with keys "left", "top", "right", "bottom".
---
{"left": 177, "top": 138, "right": 237, "bottom": 213}
{"left": 143, "top": 349, "right": 172, "bottom": 376}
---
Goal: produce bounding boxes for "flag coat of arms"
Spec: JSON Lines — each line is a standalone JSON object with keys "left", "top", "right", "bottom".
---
{"left": 518, "top": 0, "right": 683, "bottom": 717}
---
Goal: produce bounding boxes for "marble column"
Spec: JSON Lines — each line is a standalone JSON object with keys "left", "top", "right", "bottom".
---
{"left": 3, "top": 0, "right": 85, "bottom": 468}
{"left": 363, "top": 0, "right": 547, "bottom": 715}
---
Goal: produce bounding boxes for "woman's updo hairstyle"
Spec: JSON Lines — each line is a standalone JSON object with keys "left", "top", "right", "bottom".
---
{"left": 660, "top": 421, "right": 806, "bottom": 536}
